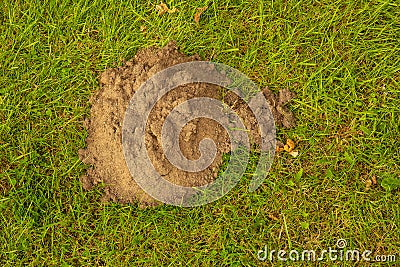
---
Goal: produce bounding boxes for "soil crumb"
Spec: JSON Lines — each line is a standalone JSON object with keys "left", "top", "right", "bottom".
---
{"left": 262, "top": 87, "right": 296, "bottom": 129}
{"left": 79, "top": 41, "right": 296, "bottom": 207}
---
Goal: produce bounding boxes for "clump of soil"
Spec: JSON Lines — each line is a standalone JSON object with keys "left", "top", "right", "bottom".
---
{"left": 262, "top": 87, "right": 296, "bottom": 129}
{"left": 79, "top": 41, "right": 296, "bottom": 207}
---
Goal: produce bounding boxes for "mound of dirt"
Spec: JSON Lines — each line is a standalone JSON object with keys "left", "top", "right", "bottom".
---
{"left": 78, "top": 41, "right": 296, "bottom": 207}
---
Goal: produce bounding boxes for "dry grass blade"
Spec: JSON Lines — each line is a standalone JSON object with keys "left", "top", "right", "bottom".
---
{"left": 194, "top": 6, "right": 208, "bottom": 24}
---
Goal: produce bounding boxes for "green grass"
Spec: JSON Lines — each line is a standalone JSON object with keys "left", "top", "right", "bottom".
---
{"left": 1, "top": 0, "right": 399, "bottom": 265}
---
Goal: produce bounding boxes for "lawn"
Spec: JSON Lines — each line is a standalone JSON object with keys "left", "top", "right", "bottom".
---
{"left": 1, "top": 0, "right": 399, "bottom": 266}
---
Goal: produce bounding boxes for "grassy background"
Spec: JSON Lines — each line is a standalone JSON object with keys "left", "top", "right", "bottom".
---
{"left": 1, "top": 0, "right": 399, "bottom": 265}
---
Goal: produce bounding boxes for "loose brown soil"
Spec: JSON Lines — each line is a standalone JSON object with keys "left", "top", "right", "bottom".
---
{"left": 79, "top": 41, "right": 295, "bottom": 207}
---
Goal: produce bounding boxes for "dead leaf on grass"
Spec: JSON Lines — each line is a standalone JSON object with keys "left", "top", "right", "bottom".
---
{"left": 276, "top": 139, "right": 298, "bottom": 157}
{"left": 276, "top": 147, "right": 285, "bottom": 153}
{"left": 284, "top": 138, "right": 295, "bottom": 152}
{"left": 371, "top": 175, "right": 377, "bottom": 185}
{"left": 194, "top": 6, "right": 208, "bottom": 24}
{"left": 276, "top": 140, "right": 285, "bottom": 153}
{"left": 156, "top": 2, "right": 178, "bottom": 15}
{"left": 365, "top": 179, "right": 372, "bottom": 191}
{"left": 268, "top": 214, "right": 279, "bottom": 221}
